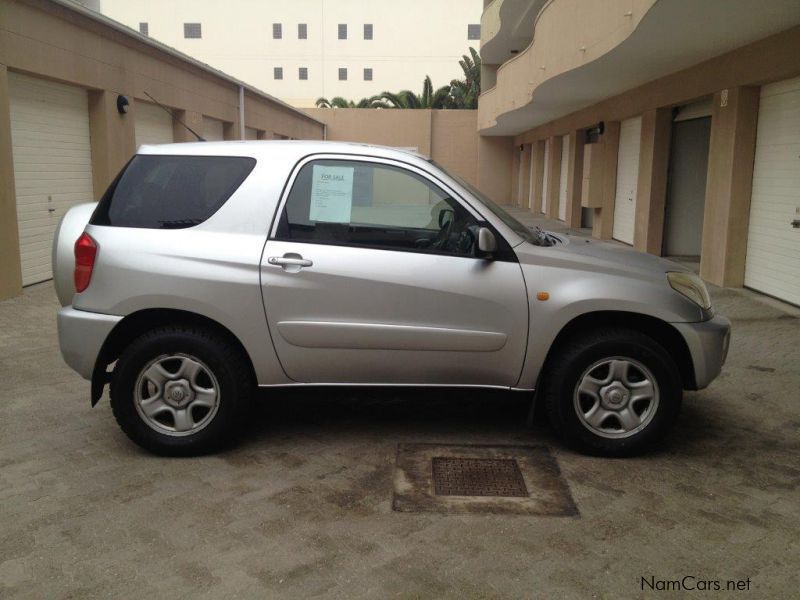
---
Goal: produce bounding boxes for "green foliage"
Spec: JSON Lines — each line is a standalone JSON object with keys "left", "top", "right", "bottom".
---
{"left": 315, "top": 96, "right": 389, "bottom": 108}
{"left": 314, "top": 47, "right": 481, "bottom": 110}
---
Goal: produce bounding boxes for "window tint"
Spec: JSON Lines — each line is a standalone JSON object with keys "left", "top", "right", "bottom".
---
{"left": 91, "top": 155, "right": 256, "bottom": 229}
{"left": 276, "top": 160, "right": 481, "bottom": 257}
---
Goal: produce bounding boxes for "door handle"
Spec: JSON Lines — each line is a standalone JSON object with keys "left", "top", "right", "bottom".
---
{"left": 268, "top": 256, "right": 313, "bottom": 268}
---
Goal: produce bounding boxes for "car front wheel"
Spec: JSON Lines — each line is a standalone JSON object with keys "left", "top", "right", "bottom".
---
{"left": 543, "top": 328, "right": 682, "bottom": 456}
{"left": 110, "top": 325, "right": 252, "bottom": 456}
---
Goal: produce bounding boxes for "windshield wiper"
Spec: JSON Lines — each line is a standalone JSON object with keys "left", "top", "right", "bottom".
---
{"left": 530, "top": 226, "right": 557, "bottom": 247}
{"left": 158, "top": 218, "right": 204, "bottom": 229}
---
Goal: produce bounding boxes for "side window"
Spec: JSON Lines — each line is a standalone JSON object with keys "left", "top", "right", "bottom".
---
{"left": 276, "top": 159, "right": 481, "bottom": 257}
{"left": 91, "top": 155, "right": 255, "bottom": 229}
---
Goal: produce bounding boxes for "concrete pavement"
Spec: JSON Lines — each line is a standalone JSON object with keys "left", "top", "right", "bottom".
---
{"left": 1, "top": 272, "right": 798, "bottom": 598}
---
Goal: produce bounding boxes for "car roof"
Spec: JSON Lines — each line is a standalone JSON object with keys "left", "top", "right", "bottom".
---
{"left": 136, "top": 140, "right": 430, "bottom": 164}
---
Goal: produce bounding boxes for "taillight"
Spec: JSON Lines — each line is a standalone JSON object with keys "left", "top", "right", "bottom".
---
{"left": 74, "top": 232, "right": 98, "bottom": 293}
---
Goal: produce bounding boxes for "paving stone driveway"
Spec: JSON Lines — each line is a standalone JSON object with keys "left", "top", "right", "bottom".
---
{"left": 1, "top": 279, "right": 798, "bottom": 599}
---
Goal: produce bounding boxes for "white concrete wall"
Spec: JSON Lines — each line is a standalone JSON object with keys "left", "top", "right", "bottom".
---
{"left": 98, "top": 0, "right": 483, "bottom": 107}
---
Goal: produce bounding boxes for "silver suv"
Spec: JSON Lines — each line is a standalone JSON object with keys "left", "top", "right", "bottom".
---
{"left": 54, "top": 141, "right": 730, "bottom": 457}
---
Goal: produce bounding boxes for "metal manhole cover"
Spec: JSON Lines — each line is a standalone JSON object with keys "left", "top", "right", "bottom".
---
{"left": 432, "top": 457, "right": 528, "bottom": 497}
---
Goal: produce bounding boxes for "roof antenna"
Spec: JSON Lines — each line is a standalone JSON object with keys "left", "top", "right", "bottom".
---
{"left": 143, "top": 91, "right": 205, "bottom": 141}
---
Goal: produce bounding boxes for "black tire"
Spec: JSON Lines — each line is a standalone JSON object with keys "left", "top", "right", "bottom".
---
{"left": 542, "top": 327, "right": 682, "bottom": 457}
{"left": 110, "top": 325, "right": 253, "bottom": 456}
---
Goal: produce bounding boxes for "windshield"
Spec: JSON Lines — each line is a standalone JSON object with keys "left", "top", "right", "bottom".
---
{"left": 429, "top": 160, "right": 540, "bottom": 245}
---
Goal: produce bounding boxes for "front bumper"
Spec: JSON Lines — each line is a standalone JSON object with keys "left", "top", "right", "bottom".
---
{"left": 672, "top": 315, "right": 731, "bottom": 390}
{"left": 57, "top": 306, "right": 122, "bottom": 380}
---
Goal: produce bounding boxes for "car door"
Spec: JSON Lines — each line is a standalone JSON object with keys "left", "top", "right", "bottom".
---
{"left": 260, "top": 155, "right": 529, "bottom": 386}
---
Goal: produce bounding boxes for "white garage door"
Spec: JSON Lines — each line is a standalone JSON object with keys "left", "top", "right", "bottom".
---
{"left": 744, "top": 77, "right": 800, "bottom": 306}
{"left": 528, "top": 146, "right": 536, "bottom": 209}
{"left": 203, "top": 116, "right": 225, "bottom": 141}
{"left": 9, "top": 72, "right": 94, "bottom": 286}
{"left": 558, "top": 134, "right": 570, "bottom": 221}
{"left": 135, "top": 102, "right": 174, "bottom": 146}
{"left": 541, "top": 139, "right": 550, "bottom": 214}
{"left": 613, "top": 115, "right": 642, "bottom": 245}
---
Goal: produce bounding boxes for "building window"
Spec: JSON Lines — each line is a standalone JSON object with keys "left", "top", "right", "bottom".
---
{"left": 363, "top": 68, "right": 373, "bottom": 81}
{"left": 274, "top": 67, "right": 283, "bottom": 80}
{"left": 299, "top": 67, "right": 308, "bottom": 80}
{"left": 298, "top": 23, "right": 307, "bottom": 39}
{"left": 139, "top": 22, "right": 149, "bottom": 36}
{"left": 273, "top": 23, "right": 282, "bottom": 39}
{"left": 184, "top": 23, "right": 202, "bottom": 39}
{"left": 338, "top": 68, "right": 347, "bottom": 81}
{"left": 364, "top": 24, "right": 373, "bottom": 40}
{"left": 338, "top": 24, "right": 347, "bottom": 39}
{"left": 467, "top": 24, "right": 480, "bottom": 40}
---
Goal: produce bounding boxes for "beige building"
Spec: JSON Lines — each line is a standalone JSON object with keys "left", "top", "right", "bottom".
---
{"left": 0, "top": 0, "right": 324, "bottom": 300}
{"left": 96, "top": 0, "right": 484, "bottom": 107}
{"left": 306, "top": 107, "right": 513, "bottom": 206}
{"left": 479, "top": 0, "right": 800, "bottom": 306}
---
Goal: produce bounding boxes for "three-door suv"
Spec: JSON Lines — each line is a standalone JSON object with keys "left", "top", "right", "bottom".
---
{"left": 54, "top": 141, "right": 730, "bottom": 456}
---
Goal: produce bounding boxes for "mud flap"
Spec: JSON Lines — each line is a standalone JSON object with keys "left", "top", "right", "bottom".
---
{"left": 91, "top": 366, "right": 111, "bottom": 407}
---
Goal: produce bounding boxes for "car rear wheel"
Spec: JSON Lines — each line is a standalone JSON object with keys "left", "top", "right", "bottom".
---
{"left": 110, "top": 325, "right": 252, "bottom": 456}
{"left": 543, "top": 328, "right": 682, "bottom": 456}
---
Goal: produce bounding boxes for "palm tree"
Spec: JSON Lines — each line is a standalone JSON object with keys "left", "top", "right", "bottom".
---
{"left": 314, "top": 47, "right": 482, "bottom": 110}
{"left": 380, "top": 76, "right": 452, "bottom": 109}
{"left": 449, "top": 47, "right": 481, "bottom": 109}
{"left": 315, "top": 95, "right": 389, "bottom": 108}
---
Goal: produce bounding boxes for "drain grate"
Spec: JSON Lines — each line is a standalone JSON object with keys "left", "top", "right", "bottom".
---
{"left": 432, "top": 457, "right": 528, "bottom": 497}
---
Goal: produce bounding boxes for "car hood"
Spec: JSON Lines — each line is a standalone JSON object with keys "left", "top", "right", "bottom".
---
{"left": 514, "top": 232, "right": 691, "bottom": 281}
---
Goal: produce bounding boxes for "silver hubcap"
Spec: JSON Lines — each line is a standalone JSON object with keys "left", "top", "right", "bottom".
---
{"left": 134, "top": 354, "right": 220, "bottom": 437}
{"left": 573, "top": 357, "right": 659, "bottom": 439}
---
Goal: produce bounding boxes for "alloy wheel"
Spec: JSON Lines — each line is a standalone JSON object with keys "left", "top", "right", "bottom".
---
{"left": 573, "top": 357, "right": 660, "bottom": 439}
{"left": 134, "top": 353, "right": 221, "bottom": 437}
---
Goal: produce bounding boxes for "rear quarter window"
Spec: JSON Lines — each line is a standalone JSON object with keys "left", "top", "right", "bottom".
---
{"left": 91, "top": 155, "right": 256, "bottom": 229}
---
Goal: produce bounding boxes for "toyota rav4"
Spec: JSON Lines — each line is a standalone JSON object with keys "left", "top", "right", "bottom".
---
{"left": 53, "top": 141, "right": 730, "bottom": 456}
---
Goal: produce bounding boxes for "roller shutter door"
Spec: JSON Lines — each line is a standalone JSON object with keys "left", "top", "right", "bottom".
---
{"left": 135, "top": 102, "right": 174, "bottom": 146}
{"left": 203, "top": 116, "right": 225, "bottom": 141}
{"left": 612, "top": 116, "right": 642, "bottom": 245}
{"left": 558, "top": 134, "right": 570, "bottom": 221}
{"left": 8, "top": 72, "right": 94, "bottom": 285}
{"left": 245, "top": 126, "right": 258, "bottom": 140}
{"left": 744, "top": 77, "right": 800, "bottom": 306}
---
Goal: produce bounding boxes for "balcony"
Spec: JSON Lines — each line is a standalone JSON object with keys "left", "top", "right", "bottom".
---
{"left": 481, "top": 0, "right": 546, "bottom": 67}
{"left": 478, "top": 0, "right": 800, "bottom": 136}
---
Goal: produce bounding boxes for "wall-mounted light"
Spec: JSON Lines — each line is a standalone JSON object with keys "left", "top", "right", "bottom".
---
{"left": 585, "top": 121, "right": 605, "bottom": 144}
{"left": 116, "top": 95, "right": 130, "bottom": 114}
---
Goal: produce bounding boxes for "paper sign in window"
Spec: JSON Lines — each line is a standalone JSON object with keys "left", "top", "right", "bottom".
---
{"left": 309, "top": 165, "right": 354, "bottom": 223}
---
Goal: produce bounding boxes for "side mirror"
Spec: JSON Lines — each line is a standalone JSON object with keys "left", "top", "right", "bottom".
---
{"left": 477, "top": 227, "right": 497, "bottom": 256}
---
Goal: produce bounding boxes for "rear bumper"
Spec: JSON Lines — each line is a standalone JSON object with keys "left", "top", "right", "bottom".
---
{"left": 672, "top": 315, "right": 731, "bottom": 390}
{"left": 57, "top": 306, "right": 122, "bottom": 380}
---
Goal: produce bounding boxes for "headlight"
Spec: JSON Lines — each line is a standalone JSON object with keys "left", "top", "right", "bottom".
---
{"left": 667, "top": 272, "right": 712, "bottom": 310}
